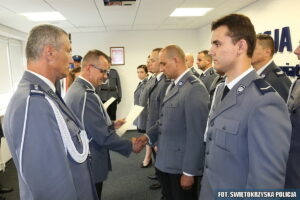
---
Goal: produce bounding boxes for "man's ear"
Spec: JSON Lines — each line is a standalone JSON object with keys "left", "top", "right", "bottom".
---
{"left": 237, "top": 39, "right": 248, "bottom": 56}
{"left": 43, "top": 45, "right": 55, "bottom": 61}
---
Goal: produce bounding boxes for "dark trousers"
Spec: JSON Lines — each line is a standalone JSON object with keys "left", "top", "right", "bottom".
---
{"left": 157, "top": 169, "right": 199, "bottom": 200}
{"left": 104, "top": 100, "right": 117, "bottom": 121}
{"left": 95, "top": 182, "right": 103, "bottom": 200}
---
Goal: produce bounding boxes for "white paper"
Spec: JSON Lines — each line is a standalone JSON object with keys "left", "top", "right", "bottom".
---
{"left": 103, "top": 97, "right": 116, "bottom": 110}
{"left": 116, "top": 105, "right": 144, "bottom": 136}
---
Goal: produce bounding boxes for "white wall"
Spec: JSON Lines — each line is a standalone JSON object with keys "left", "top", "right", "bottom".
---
{"left": 197, "top": 0, "right": 300, "bottom": 67}
{"left": 0, "top": 27, "right": 26, "bottom": 116}
{"left": 71, "top": 30, "right": 199, "bottom": 120}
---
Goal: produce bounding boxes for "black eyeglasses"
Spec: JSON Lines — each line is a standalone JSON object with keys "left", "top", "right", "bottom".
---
{"left": 90, "top": 64, "right": 108, "bottom": 74}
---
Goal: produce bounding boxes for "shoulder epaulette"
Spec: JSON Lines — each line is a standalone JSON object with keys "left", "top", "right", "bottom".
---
{"left": 273, "top": 68, "right": 285, "bottom": 77}
{"left": 85, "top": 88, "right": 94, "bottom": 93}
{"left": 254, "top": 78, "right": 275, "bottom": 95}
{"left": 84, "top": 85, "right": 94, "bottom": 93}
{"left": 29, "top": 84, "right": 45, "bottom": 96}
{"left": 209, "top": 69, "right": 215, "bottom": 75}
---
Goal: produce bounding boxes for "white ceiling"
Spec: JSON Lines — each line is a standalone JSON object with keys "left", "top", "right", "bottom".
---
{"left": 0, "top": 0, "right": 258, "bottom": 34}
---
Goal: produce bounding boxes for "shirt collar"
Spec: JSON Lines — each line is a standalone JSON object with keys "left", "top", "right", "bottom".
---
{"left": 202, "top": 66, "right": 212, "bottom": 74}
{"left": 148, "top": 73, "right": 154, "bottom": 80}
{"left": 225, "top": 67, "right": 254, "bottom": 90}
{"left": 174, "top": 68, "right": 190, "bottom": 85}
{"left": 156, "top": 72, "right": 163, "bottom": 81}
{"left": 78, "top": 75, "right": 95, "bottom": 91}
{"left": 26, "top": 70, "right": 56, "bottom": 92}
{"left": 256, "top": 59, "right": 273, "bottom": 76}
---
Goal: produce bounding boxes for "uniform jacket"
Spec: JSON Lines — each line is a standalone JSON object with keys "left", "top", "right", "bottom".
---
{"left": 200, "top": 67, "right": 218, "bottom": 92}
{"left": 65, "top": 78, "right": 132, "bottom": 183}
{"left": 137, "top": 75, "right": 156, "bottom": 131}
{"left": 147, "top": 71, "right": 209, "bottom": 175}
{"left": 3, "top": 71, "right": 98, "bottom": 200}
{"left": 260, "top": 61, "right": 291, "bottom": 101}
{"left": 200, "top": 70, "right": 292, "bottom": 200}
{"left": 96, "top": 68, "right": 122, "bottom": 102}
{"left": 146, "top": 74, "right": 170, "bottom": 131}
{"left": 134, "top": 78, "right": 148, "bottom": 105}
{"left": 190, "top": 67, "right": 201, "bottom": 79}
{"left": 133, "top": 78, "right": 148, "bottom": 126}
{"left": 209, "top": 75, "right": 225, "bottom": 104}
{"left": 285, "top": 77, "right": 300, "bottom": 188}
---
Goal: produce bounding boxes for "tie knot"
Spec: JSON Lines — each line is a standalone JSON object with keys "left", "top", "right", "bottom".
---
{"left": 221, "top": 86, "right": 230, "bottom": 101}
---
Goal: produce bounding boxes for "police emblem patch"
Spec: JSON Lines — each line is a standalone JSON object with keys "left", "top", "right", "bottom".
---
{"left": 236, "top": 85, "right": 245, "bottom": 95}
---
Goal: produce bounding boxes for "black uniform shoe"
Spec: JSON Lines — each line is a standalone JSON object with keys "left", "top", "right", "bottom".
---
{"left": 149, "top": 182, "right": 161, "bottom": 190}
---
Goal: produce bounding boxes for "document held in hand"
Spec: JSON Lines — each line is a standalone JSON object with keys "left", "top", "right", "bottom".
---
{"left": 103, "top": 97, "right": 116, "bottom": 110}
{"left": 116, "top": 105, "right": 144, "bottom": 136}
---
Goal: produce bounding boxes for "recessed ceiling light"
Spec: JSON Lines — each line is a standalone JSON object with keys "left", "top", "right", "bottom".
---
{"left": 170, "top": 8, "right": 213, "bottom": 17}
{"left": 20, "top": 12, "right": 66, "bottom": 22}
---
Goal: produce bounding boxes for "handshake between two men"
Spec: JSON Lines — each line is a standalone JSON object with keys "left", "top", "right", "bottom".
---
{"left": 131, "top": 135, "right": 149, "bottom": 153}
{"left": 114, "top": 118, "right": 148, "bottom": 154}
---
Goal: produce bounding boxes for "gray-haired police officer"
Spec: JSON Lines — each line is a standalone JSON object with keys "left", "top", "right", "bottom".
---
{"left": 3, "top": 24, "right": 98, "bottom": 200}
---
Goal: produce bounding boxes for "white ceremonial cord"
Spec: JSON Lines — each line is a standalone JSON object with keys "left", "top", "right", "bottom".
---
{"left": 82, "top": 92, "right": 93, "bottom": 142}
{"left": 19, "top": 95, "right": 90, "bottom": 187}
{"left": 81, "top": 92, "right": 87, "bottom": 130}
{"left": 45, "top": 96, "right": 89, "bottom": 163}
{"left": 19, "top": 96, "right": 30, "bottom": 185}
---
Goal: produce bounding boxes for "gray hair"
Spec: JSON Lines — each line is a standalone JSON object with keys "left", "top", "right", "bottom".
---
{"left": 26, "top": 24, "right": 68, "bottom": 61}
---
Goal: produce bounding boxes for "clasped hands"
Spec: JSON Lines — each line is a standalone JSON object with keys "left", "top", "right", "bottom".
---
{"left": 131, "top": 135, "right": 148, "bottom": 153}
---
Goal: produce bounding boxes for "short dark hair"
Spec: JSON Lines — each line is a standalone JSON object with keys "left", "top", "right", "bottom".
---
{"left": 137, "top": 64, "right": 148, "bottom": 73}
{"left": 198, "top": 50, "right": 212, "bottom": 63}
{"left": 256, "top": 34, "right": 275, "bottom": 56}
{"left": 82, "top": 49, "right": 109, "bottom": 68}
{"left": 211, "top": 14, "right": 256, "bottom": 57}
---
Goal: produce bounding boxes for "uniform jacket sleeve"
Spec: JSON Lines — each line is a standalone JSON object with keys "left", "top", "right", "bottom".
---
{"left": 83, "top": 92, "right": 131, "bottom": 156}
{"left": 183, "top": 84, "right": 209, "bottom": 175}
{"left": 246, "top": 95, "right": 291, "bottom": 188}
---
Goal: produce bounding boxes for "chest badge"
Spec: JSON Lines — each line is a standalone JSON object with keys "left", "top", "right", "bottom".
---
{"left": 236, "top": 85, "right": 245, "bottom": 95}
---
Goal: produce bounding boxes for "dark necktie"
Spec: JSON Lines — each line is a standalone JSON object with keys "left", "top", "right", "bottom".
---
{"left": 221, "top": 86, "right": 230, "bottom": 101}
{"left": 166, "top": 81, "right": 175, "bottom": 95}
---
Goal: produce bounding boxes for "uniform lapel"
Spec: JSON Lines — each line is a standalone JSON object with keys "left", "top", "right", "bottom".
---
{"left": 149, "top": 75, "right": 163, "bottom": 97}
{"left": 210, "top": 70, "right": 257, "bottom": 121}
{"left": 162, "top": 71, "right": 191, "bottom": 104}
{"left": 210, "top": 85, "right": 237, "bottom": 121}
